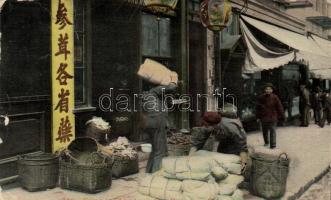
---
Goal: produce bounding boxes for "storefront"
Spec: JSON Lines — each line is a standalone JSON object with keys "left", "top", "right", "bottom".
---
{"left": 0, "top": 0, "right": 189, "bottom": 184}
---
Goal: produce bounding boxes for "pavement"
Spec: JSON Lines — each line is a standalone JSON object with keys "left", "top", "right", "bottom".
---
{"left": 0, "top": 123, "right": 330, "bottom": 200}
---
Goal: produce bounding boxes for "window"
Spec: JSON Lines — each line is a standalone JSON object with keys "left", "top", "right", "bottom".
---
{"left": 74, "top": 0, "right": 89, "bottom": 106}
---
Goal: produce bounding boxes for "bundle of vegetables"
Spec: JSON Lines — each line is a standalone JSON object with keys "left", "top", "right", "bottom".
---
{"left": 167, "top": 132, "right": 191, "bottom": 145}
{"left": 101, "top": 137, "right": 137, "bottom": 159}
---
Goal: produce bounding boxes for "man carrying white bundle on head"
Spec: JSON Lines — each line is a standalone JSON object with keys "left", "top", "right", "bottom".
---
{"left": 138, "top": 59, "right": 178, "bottom": 173}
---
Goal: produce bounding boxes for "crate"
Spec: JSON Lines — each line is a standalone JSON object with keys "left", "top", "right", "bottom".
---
{"left": 17, "top": 153, "right": 59, "bottom": 192}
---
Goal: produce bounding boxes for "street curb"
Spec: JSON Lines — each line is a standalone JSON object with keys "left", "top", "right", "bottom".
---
{"left": 287, "top": 165, "right": 330, "bottom": 200}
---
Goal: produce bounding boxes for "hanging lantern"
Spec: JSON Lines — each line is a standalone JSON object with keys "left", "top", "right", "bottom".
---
{"left": 200, "top": 0, "right": 232, "bottom": 32}
{"left": 143, "top": 0, "right": 179, "bottom": 14}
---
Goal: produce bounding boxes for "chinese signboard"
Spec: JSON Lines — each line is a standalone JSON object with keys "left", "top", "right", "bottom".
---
{"left": 51, "top": 0, "right": 75, "bottom": 152}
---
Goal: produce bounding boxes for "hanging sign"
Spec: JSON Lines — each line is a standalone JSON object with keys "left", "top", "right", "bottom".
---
{"left": 51, "top": 0, "right": 75, "bottom": 152}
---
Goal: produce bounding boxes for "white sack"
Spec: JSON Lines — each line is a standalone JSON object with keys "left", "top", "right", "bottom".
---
{"left": 217, "top": 195, "right": 234, "bottom": 200}
{"left": 212, "top": 166, "right": 228, "bottom": 181}
{"left": 137, "top": 58, "right": 178, "bottom": 86}
{"left": 221, "top": 163, "right": 242, "bottom": 175}
{"left": 219, "top": 183, "right": 237, "bottom": 196}
{"left": 138, "top": 175, "right": 183, "bottom": 200}
{"left": 162, "top": 156, "right": 216, "bottom": 181}
{"left": 194, "top": 150, "right": 241, "bottom": 165}
{"left": 232, "top": 189, "right": 244, "bottom": 200}
{"left": 182, "top": 180, "right": 219, "bottom": 200}
{"left": 219, "top": 174, "right": 244, "bottom": 186}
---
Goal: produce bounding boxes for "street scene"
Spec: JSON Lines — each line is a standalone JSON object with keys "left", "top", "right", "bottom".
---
{"left": 0, "top": 0, "right": 331, "bottom": 200}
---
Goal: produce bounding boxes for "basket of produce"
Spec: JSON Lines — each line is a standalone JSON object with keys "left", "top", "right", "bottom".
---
{"left": 17, "top": 153, "right": 59, "bottom": 192}
{"left": 100, "top": 137, "right": 139, "bottom": 178}
{"left": 59, "top": 137, "right": 113, "bottom": 193}
{"left": 167, "top": 132, "right": 191, "bottom": 156}
{"left": 85, "top": 116, "right": 111, "bottom": 144}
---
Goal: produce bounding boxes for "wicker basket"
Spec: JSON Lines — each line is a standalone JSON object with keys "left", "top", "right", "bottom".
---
{"left": 59, "top": 159, "right": 112, "bottom": 193}
{"left": 58, "top": 137, "right": 113, "bottom": 193}
{"left": 111, "top": 155, "right": 139, "bottom": 178}
{"left": 17, "top": 153, "right": 59, "bottom": 192}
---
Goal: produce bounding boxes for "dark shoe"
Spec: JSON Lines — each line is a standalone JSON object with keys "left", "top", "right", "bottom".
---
{"left": 270, "top": 146, "right": 276, "bottom": 149}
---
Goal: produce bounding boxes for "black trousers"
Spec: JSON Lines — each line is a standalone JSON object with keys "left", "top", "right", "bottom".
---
{"left": 144, "top": 117, "right": 168, "bottom": 173}
{"left": 262, "top": 122, "right": 277, "bottom": 148}
{"left": 300, "top": 106, "right": 310, "bottom": 126}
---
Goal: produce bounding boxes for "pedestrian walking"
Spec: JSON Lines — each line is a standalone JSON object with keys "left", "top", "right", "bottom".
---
{"left": 318, "top": 89, "right": 331, "bottom": 127}
{"left": 256, "top": 83, "right": 285, "bottom": 149}
{"left": 299, "top": 84, "right": 311, "bottom": 127}
{"left": 312, "top": 87, "right": 323, "bottom": 124}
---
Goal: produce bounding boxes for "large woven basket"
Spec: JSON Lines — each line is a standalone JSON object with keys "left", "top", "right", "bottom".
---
{"left": 59, "top": 137, "right": 113, "bottom": 193}
{"left": 111, "top": 155, "right": 139, "bottom": 178}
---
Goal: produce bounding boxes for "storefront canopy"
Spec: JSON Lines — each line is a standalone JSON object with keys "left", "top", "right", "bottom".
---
{"left": 241, "top": 15, "right": 331, "bottom": 79}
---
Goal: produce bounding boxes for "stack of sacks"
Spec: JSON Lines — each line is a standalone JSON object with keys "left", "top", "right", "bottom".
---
{"left": 138, "top": 175, "right": 183, "bottom": 200}
{"left": 137, "top": 150, "right": 245, "bottom": 200}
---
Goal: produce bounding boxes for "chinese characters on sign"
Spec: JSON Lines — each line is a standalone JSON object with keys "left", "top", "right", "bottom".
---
{"left": 51, "top": 0, "right": 75, "bottom": 152}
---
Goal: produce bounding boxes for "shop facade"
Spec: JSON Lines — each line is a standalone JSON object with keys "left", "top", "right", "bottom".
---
{"left": 0, "top": 0, "right": 190, "bottom": 184}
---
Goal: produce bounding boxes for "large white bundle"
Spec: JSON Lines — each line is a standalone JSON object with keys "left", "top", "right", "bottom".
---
{"left": 194, "top": 150, "right": 241, "bottom": 165}
{"left": 138, "top": 175, "right": 183, "bottom": 200}
{"left": 137, "top": 59, "right": 178, "bottom": 86}
{"left": 211, "top": 167, "right": 228, "bottom": 181}
{"left": 182, "top": 180, "right": 219, "bottom": 200}
{"left": 219, "top": 174, "right": 244, "bottom": 186}
{"left": 231, "top": 189, "right": 244, "bottom": 200}
{"left": 162, "top": 156, "right": 216, "bottom": 181}
{"left": 219, "top": 183, "right": 237, "bottom": 196}
{"left": 217, "top": 195, "right": 234, "bottom": 200}
{"left": 221, "top": 163, "right": 242, "bottom": 175}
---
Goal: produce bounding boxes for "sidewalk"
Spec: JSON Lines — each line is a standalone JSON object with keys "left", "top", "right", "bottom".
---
{"left": 1, "top": 124, "right": 330, "bottom": 200}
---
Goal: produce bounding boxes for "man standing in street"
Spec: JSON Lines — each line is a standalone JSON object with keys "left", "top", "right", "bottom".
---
{"left": 299, "top": 84, "right": 311, "bottom": 127}
{"left": 256, "top": 83, "right": 285, "bottom": 149}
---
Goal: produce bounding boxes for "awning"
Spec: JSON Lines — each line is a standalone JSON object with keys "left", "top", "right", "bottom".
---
{"left": 241, "top": 15, "right": 331, "bottom": 79}
{"left": 240, "top": 19, "right": 295, "bottom": 73}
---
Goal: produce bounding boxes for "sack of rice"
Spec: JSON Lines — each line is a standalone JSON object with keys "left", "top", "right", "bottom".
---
{"left": 194, "top": 150, "right": 241, "bottom": 165}
{"left": 182, "top": 180, "right": 219, "bottom": 200}
{"left": 232, "top": 189, "right": 244, "bottom": 200}
{"left": 138, "top": 175, "right": 183, "bottom": 200}
{"left": 137, "top": 58, "right": 178, "bottom": 86}
{"left": 221, "top": 163, "right": 242, "bottom": 175}
{"left": 211, "top": 167, "right": 228, "bottom": 181}
{"left": 162, "top": 156, "right": 216, "bottom": 181}
{"left": 217, "top": 195, "right": 234, "bottom": 200}
{"left": 219, "top": 183, "right": 237, "bottom": 196}
{"left": 219, "top": 174, "right": 244, "bottom": 186}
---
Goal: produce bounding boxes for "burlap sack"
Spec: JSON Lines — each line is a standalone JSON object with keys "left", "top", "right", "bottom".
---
{"left": 138, "top": 175, "right": 183, "bottom": 200}
{"left": 162, "top": 156, "right": 216, "bottom": 181}
{"left": 219, "top": 183, "right": 237, "bottom": 196}
{"left": 212, "top": 166, "right": 228, "bottom": 181}
{"left": 194, "top": 150, "right": 241, "bottom": 165}
{"left": 137, "top": 59, "right": 178, "bottom": 86}
{"left": 219, "top": 174, "right": 244, "bottom": 186}
{"left": 182, "top": 180, "right": 219, "bottom": 200}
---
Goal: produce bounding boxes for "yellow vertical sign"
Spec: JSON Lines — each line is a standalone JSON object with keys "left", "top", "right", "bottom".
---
{"left": 51, "top": 0, "right": 75, "bottom": 152}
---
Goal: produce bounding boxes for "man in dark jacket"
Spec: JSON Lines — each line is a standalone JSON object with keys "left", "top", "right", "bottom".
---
{"left": 256, "top": 83, "right": 285, "bottom": 149}
{"left": 141, "top": 81, "right": 177, "bottom": 173}
{"left": 299, "top": 84, "right": 311, "bottom": 127}
{"left": 189, "top": 112, "right": 248, "bottom": 173}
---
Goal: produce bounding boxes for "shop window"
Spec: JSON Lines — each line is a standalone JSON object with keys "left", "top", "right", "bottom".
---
{"left": 141, "top": 13, "right": 172, "bottom": 58}
{"left": 74, "top": 0, "right": 89, "bottom": 106}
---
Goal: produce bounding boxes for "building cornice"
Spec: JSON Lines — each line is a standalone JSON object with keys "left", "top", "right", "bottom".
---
{"left": 231, "top": 0, "right": 306, "bottom": 34}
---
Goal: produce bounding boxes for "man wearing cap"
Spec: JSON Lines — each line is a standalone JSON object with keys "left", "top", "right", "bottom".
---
{"left": 189, "top": 111, "right": 248, "bottom": 173}
{"left": 256, "top": 83, "right": 285, "bottom": 149}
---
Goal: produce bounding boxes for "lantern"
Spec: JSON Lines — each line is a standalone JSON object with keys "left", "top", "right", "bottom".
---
{"left": 200, "top": 0, "right": 232, "bottom": 32}
{"left": 143, "top": 0, "right": 179, "bottom": 14}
